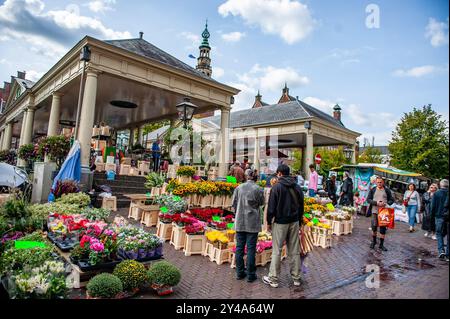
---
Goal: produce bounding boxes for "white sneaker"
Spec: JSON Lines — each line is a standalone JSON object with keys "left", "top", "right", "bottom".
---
{"left": 262, "top": 276, "right": 279, "bottom": 288}
{"left": 424, "top": 232, "right": 429, "bottom": 237}
{"left": 293, "top": 279, "right": 301, "bottom": 286}
{"left": 432, "top": 235, "right": 437, "bottom": 240}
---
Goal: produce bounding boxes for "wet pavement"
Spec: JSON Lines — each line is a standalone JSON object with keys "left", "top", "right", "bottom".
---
{"left": 70, "top": 211, "right": 449, "bottom": 299}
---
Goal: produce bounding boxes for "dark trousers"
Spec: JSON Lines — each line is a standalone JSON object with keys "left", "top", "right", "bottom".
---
{"left": 153, "top": 156, "right": 160, "bottom": 172}
{"left": 235, "top": 232, "right": 258, "bottom": 279}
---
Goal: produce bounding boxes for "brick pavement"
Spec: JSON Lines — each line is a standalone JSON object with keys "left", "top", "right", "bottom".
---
{"left": 70, "top": 210, "right": 449, "bottom": 299}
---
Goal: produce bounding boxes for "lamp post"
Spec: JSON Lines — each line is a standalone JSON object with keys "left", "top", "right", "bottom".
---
{"left": 74, "top": 45, "right": 91, "bottom": 141}
{"left": 176, "top": 97, "right": 198, "bottom": 129}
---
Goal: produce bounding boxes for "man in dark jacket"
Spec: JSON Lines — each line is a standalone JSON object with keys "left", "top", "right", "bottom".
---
{"left": 339, "top": 171, "right": 354, "bottom": 206}
{"left": 431, "top": 179, "right": 449, "bottom": 260}
{"left": 263, "top": 164, "right": 304, "bottom": 288}
{"left": 366, "top": 176, "right": 395, "bottom": 251}
{"left": 326, "top": 175, "right": 338, "bottom": 205}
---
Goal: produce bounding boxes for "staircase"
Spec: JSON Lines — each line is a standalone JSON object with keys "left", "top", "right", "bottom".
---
{"left": 93, "top": 172, "right": 148, "bottom": 209}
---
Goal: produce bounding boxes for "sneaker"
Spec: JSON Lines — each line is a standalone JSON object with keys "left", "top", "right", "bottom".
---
{"left": 370, "top": 242, "right": 376, "bottom": 249}
{"left": 379, "top": 245, "right": 388, "bottom": 252}
{"left": 432, "top": 235, "right": 437, "bottom": 240}
{"left": 236, "top": 273, "right": 246, "bottom": 280}
{"left": 262, "top": 276, "right": 279, "bottom": 288}
{"left": 293, "top": 279, "right": 301, "bottom": 286}
{"left": 445, "top": 257, "right": 449, "bottom": 262}
{"left": 439, "top": 253, "right": 446, "bottom": 260}
{"left": 424, "top": 232, "right": 429, "bottom": 237}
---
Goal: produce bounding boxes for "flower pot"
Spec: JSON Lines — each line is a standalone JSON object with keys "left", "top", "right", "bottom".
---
{"left": 146, "top": 249, "right": 156, "bottom": 258}
{"left": 155, "top": 244, "right": 163, "bottom": 257}
{"left": 152, "top": 284, "right": 174, "bottom": 296}
{"left": 138, "top": 248, "right": 147, "bottom": 259}
{"left": 126, "top": 250, "right": 139, "bottom": 260}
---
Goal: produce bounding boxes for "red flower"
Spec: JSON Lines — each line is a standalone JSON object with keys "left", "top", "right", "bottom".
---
{"left": 80, "top": 235, "right": 91, "bottom": 248}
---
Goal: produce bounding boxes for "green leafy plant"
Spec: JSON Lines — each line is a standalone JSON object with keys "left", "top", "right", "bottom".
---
{"left": 0, "top": 197, "right": 33, "bottom": 232}
{"left": 87, "top": 273, "right": 123, "bottom": 299}
{"left": 154, "top": 194, "right": 187, "bottom": 215}
{"left": 0, "top": 149, "right": 17, "bottom": 165}
{"left": 56, "top": 192, "right": 91, "bottom": 207}
{"left": 82, "top": 207, "right": 111, "bottom": 221}
{"left": 147, "top": 261, "right": 181, "bottom": 287}
{"left": 18, "top": 143, "right": 41, "bottom": 162}
{"left": 113, "top": 260, "right": 147, "bottom": 291}
{"left": 38, "top": 135, "right": 71, "bottom": 169}
{"left": 0, "top": 245, "right": 54, "bottom": 276}
{"left": 145, "top": 172, "right": 165, "bottom": 189}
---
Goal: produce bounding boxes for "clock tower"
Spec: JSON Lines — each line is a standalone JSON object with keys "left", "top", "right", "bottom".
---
{"left": 196, "top": 20, "right": 212, "bottom": 77}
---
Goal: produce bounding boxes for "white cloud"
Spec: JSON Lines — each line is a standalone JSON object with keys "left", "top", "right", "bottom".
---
{"left": 425, "top": 17, "right": 449, "bottom": 47}
{"left": 303, "top": 97, "right": 335, "bottom": 113}
{"left": 392, "top": 65, "right": 449, "bottom": 78}
{"left": 0, "top": 0, "right": 131, "bottom": 60}
{"left": 25, "top": 70, "right": 45, "bottom": 82}
{"left": 358, "top": 131, "right": 393, "bottom": 146}
{"left": 213, "top": 67, "right": 225, "bottom": 79}
{"left": 180, "top": 31, "right": 201, "bottom": 45}
{"left": 218, "top": 0, "right": 315, "bottom": 44}
{"left": 346, "top": 104, "right": 398, "bottom": 129}
{"left": 221, "top": 31, "right": 245, "bottom": 42}
{"left": 87, "top": 0, "right": 116, "bottom": 13}
{"left": 228, "top": 81, "right": 256, "bottom": 111}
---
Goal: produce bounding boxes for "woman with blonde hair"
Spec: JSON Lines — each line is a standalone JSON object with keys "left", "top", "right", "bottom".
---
{"left": 422, "top": 183, "right": 438, "bottom": 239}
{"left": 403, "top": 183, "right": 421, "bottom": 232}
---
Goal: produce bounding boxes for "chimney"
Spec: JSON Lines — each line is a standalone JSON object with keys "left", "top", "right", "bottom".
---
{"left": 139, "top": 31, "right": 144, "bottom": 39}
{"left": 17, "top": 71, "right": 26, "bottom": 79}
{"left": 252, "top": 90, "right": 263, "bottom": 108}
{"left": 333, "top": 104, "right": 342, "bottom": 122}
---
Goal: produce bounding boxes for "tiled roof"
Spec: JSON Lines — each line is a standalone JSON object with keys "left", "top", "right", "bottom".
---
{"left": 14, "top": 77, "right": 35, "bottom": 90}
{"left": 203, "top": 99, "right": 345, "bottom": 129}
{"left": 104, "top": 38, "right": 216, "bottom": 82}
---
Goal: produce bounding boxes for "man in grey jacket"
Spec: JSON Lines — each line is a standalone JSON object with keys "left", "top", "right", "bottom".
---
{"left": 231, "top": 169, "right": 265, "bottom": 282}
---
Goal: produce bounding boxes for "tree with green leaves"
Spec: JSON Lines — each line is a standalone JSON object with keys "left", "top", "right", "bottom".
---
{"left": 358, "top": 145, "right": 382, "bottom": 164}
{"left": 314, "top": 146, "right": 350, "bottom": 176}
{"left": 291, "top": 150, "right": 302, "bottom": 173}
{"left": 142, "top": 120, "right": 170, "bottom": 136}
{"left": 388, "top": 105, "right": 449, "bottom": 179}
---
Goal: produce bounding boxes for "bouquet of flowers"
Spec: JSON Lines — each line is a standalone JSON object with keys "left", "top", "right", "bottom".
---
{"left": 185, "top": 223, "right": 206, "bottom": 235}
{"left": 176, "top": 166, "right": 196, "bottom": 177}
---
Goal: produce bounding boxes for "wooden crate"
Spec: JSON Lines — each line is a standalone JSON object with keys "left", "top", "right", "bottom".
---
{"left": 150, "top": 187, "right": 161, "bottom": 196}
{"left": 104, "top": 163, "right": 116, "bottom": 172}
{"left": 223, "top": 196, "right": 233, "bottom": 208}
{"left": 184, "top": 234, "right": 206, "bottom": 256}
{"left": 203, "top": 242, "right": 215, "bottom": 259}
{"left": 170, "top": 224, "right": 186, "bottom": 250}
{"left": 332, "top": 220, "right": 345, "bottom": 236}
{"left": 229, "top": 249, "right": 273, "bottom": 268}
{"left": 212, "top": 195, "right": 225, "bottom": 208}
{"left": 95, "top": 163, "right": 105, "bottom": 172}
{"left": 156, "top": 221, "right": 173, "bottom": 242}
{"left": 138, "top": 161, "right": 150, "bottom": 174}
{"left": 140, "top": 205, "right": 159, "bottom": 227}
{"left": 128, "top": 167, "right": 140, "bottom": 176}
{"left": 177, "top": 176, "right": 192, "bottom": 184}
{"left": 199, "top": 195, "right": 213, "bottom": 208}
{"left": 128, "top": 205, "right": 142, "bottom": 221}
{"left": 211, "top": 246, "right": 232, "bottom": 265}
{"left": 343, "top": 219, "right": 353, "bottom": 235}
{"left": 119, "top": 164, "right": 131, "bottom": 175}
{"left": 314, "top": 233, "right": 332, "bottom": 248}
{"left": 102, "top": 196, "right": 117, "bottom": 212}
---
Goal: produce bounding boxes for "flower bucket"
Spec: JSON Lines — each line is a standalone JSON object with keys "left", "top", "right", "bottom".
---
{"left": 223, "top": 196, "right": 232, "bottom": 208}
{"left": 200, "top": 195, "right": 213, "bottom": 208}
{"left": 212, "top": 195, "right": 224, "bottom": 208}
{"left": 177, "top": 176, "right": 191, "bottom": 184}
{"left": 146, "top": 249, "right": 156, "bottom": 258}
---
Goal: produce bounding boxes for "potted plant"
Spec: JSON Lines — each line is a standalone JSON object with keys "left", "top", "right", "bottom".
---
{"left": 113, "top": 260, "right": 148, "bottom": 292}
{"left": 147, "top": 261, "right": 181, "bottom": 296}
{"left": 50, "top": 180, "right": 80, "bottom": 199}
{"left": 145, "top": 172, "right": 165, "bottom": 196}
{"left": 86, "top": 273, "right": 123, "bottom": 299}
{"left": 38, "top": 135, "right": 71, "bottom": 170}
{"left": 18, "top": 143, "right": 41, "bottom": 171}
{"left": 176, "top": 166, "right": 195, "bottom": 183}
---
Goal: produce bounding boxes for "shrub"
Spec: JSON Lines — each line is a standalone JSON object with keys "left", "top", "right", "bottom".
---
{"left": 87, "top": 273, "right": 123, "bottom": 298}
{"left": 147, "top": 261, "right": 181, "bottom": 287}
{"left": 0, "top": 245, "right": 54, "bottom": 276}
{"left": 82, "top": 207, "right": 111, "bottom": 221}
{"left": 113, "top": 260, "right": 147, "bottom": 291}
{"left": 145, "top": 172, "right": 165, "bottom": 188}
{"left": 18, "top": 143, "right": 41, "bottom": 161}
{"left": 56, "top": 192, "right": 90, "bottom": 207}
{"left": 38, "top": 135, "right": 70, "bottom": 169}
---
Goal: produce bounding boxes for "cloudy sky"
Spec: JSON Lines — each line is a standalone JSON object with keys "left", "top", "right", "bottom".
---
{"left": 0, "top": 0, "right": 448, "bottom": 145}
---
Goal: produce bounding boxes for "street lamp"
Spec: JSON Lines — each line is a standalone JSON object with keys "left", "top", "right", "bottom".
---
{"left": 343, "top": 145, "right": 354, "bottom": 161}
{"left": 176, "top": 97, "right": 198, "bottom": 129}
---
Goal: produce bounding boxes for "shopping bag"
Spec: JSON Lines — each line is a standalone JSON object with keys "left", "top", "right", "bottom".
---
{"left": 378, "top": 208, "right": 395, "bottom": 229}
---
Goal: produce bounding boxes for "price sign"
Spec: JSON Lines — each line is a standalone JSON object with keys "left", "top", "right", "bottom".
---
{"left": 227, "top": 223, "right": 234, "bottom": 229}
{"left": 226, "top": 176, "right": 237, "bottom": 184}
{"left": 326, "top": 203, "right": 335, "bottom": 211}
{"left": 212, "top": 216, "right": 221, "bottom": 222}
{"left": 173, "top": 196, "right": 181, "bottom": 201}
{"left": 160, "top": 206, "right": 168, "bottom": 213}
{"left": 315, "top": 154, "right": 322, "bottom": 164}
{"left": 15, "top": 241, "right": 46, "bottom": 250}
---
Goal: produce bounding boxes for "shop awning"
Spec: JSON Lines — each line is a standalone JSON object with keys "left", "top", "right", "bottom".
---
{"left": 373, "top": 167, "right": 422, "bottom": 177}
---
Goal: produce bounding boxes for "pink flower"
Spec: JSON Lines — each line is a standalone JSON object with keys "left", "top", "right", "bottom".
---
{"left": 90, "top": 241, "right": 104, "bottom": 252}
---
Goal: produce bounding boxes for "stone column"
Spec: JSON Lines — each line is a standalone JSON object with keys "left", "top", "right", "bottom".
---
{"left": 138, "top": 126, "right": 143, "bottom": 145}
{"left": 3, "top": 122, "right": 13, "bottom": 151}
{"left": 129, "top": 127, "right": 136, "bottom": 148}
{"left": 19, "top": 110, "right": 27, "bottom": 147}
{"left": 351, "top": 143, "right": 357, "bottom": 164}
{"left": 0, "top": 130, "right": 4, "bottom": 150}
{"left": 254, "top": 132, "right": 260, "bottom": 173}
{"left": 218, "top": 106, "right": 231, "bottom": 177}
{"left": 22, "top": 107, "right": 35, "bottom": 145}
{"left": 78, "top": 70, "right": 98, "bottom": 167}
{"left": 47, "top": 92, "right": 62, "bottom": 136}
{"left": 303, "top": 132, "right": 314, "bottom": 179}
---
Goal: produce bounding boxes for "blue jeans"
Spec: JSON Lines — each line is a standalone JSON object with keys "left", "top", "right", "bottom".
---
{"left": 435, "top": 218, "right": 448, "bottom": 256}
{"left": 406, "top": 205, "right": 418, "bottom": 227}
{"left": 235, "top": 232, "right": 258, "bottom": 279}
{"left": 308, "top": 189, "right": 316, "bottom": 197}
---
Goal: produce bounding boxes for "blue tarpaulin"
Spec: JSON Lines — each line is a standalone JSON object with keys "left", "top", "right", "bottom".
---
{"left": 51, "top": 140, "right": 81, "bottom": 192}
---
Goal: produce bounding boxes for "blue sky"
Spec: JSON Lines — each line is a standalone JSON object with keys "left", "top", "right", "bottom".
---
{"left": 0, "top": 0, "right": 448, "bottom": 145}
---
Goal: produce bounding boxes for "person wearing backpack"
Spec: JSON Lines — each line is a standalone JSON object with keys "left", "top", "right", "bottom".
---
{"left": 431, "top": 179, "right": 449, "bottom": 261}
{"left": 263, "top": 164, "right": 304, "bottom": 288}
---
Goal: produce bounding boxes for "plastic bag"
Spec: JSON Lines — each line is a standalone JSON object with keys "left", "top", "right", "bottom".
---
{"left": 378, "top": 207, "right": 395, "bottom": 229}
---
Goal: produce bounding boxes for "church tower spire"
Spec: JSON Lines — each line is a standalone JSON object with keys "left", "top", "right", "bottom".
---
{"left": 196, "top": 20, "right": 212, "bottom": 77}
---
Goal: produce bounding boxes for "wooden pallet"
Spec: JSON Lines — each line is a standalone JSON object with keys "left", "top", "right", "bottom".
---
{"left": 203, "top": 242, "right": 232, "bottom": 265}
{"left": 102, "top": 196, "right": 117, "bottom": 212}
{"left": 332, "top": 220, "right": 345, "bottom": 236}
{"left": 343, "top": 219, "right": 353, "bottom": 235}
{"left": 128, "top": 205, "right": 142, "bottom": 221}
{"left": 156, "top": 221, "right": 173, "bottom": 242}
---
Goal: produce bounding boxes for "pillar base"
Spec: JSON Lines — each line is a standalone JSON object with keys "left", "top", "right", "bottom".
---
{"left": 32, "top": 162, "right": 56, "bottom": 204}
{"left": 79, "top": 166, "right": 94, "bottom": 192}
